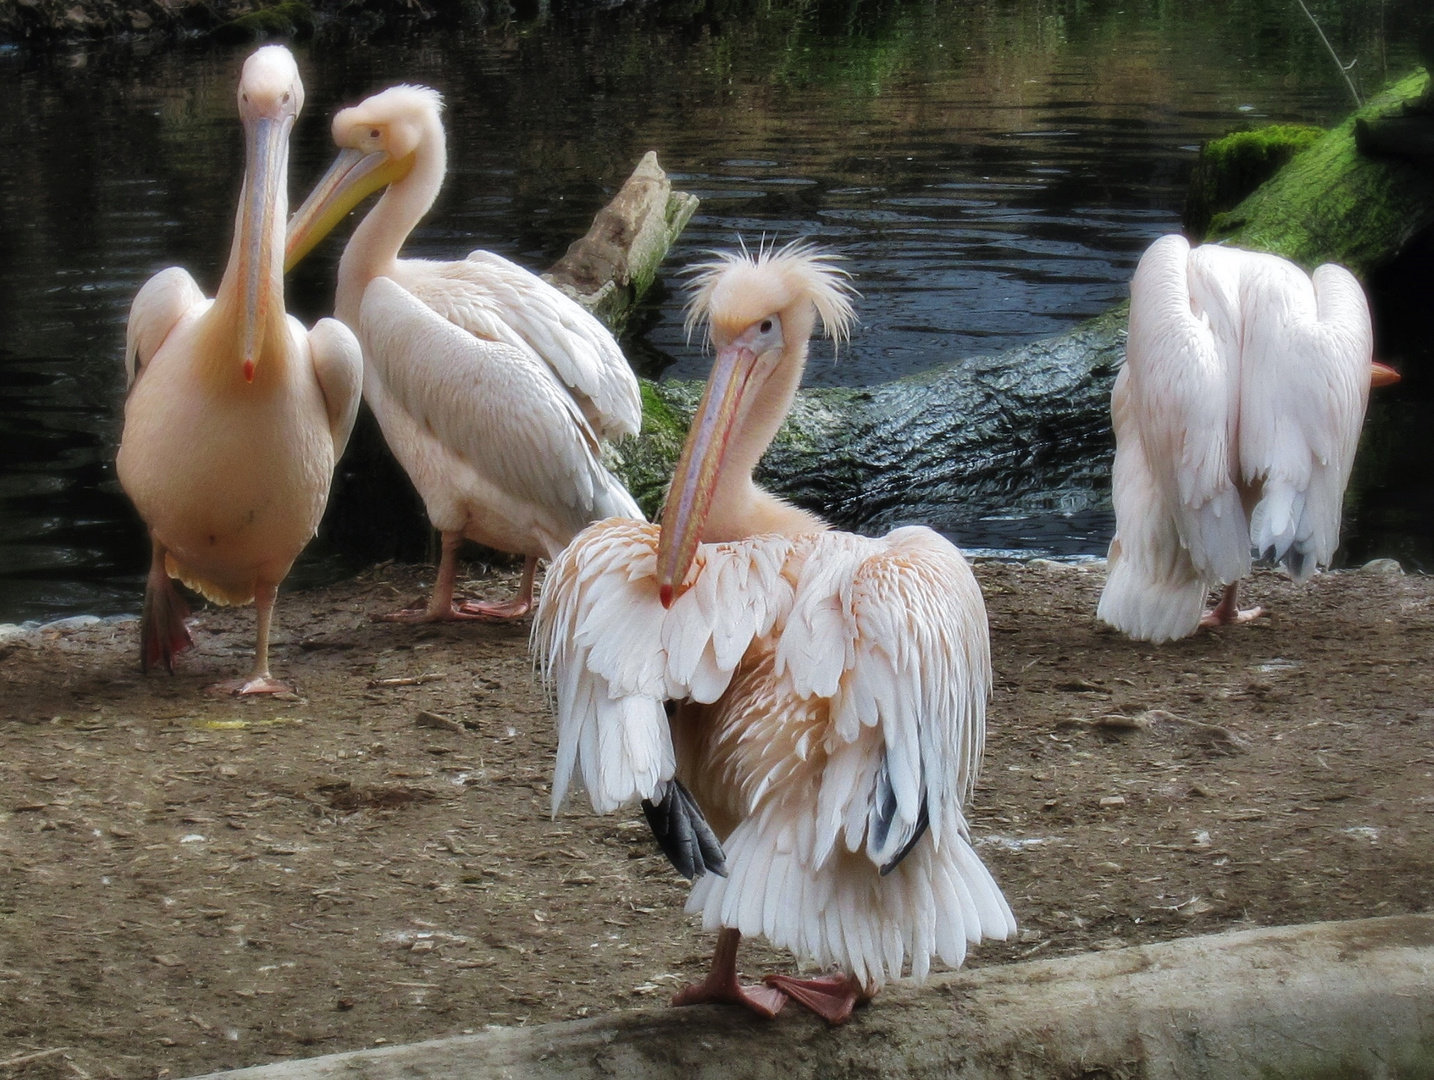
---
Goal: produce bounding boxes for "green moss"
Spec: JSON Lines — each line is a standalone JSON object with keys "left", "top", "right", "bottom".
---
{"left": 1184, "top": 124, "right": 1326, "bottom": 239}
{"left": 1208, "top": 70, "right": 1434, "bottom": 275}
{"left": 212, "top": 1, "right": 314, "bottom": 43}
{"left": 610, "top": 379, "right": 694, "bottom": 520}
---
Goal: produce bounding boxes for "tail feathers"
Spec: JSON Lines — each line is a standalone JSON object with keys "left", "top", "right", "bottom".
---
{"left": 1097, "top": 536, "right": 1209, "bottom": 644}
{"left": 166, "top": 554, "right": 255, "bottom": 607}
{"left": 1250, "top": 479, "right": 1336, "bottom": 583}
{"left": 688, "top": 807, "right": 1014, "bottom": 989}
{"left": 140, "top": 573, "right": 193, "bottom": 674}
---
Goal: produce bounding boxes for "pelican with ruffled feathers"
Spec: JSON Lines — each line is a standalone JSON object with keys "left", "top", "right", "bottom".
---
{"left": 1097, "top": 234, "right": 1401, "bottom": 643}
{"left": 535, "top": 243, "right": 1015, "bottom": 1024}
{"left": 284, "top": 85, "right": 642, "bottom": 622}
{"left": 117, "top": 45, "right": 362, "bottom": 694}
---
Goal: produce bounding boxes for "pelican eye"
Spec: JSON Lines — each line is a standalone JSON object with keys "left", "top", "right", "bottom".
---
{"left": 369, "top": 128, "right": 381, "bottom": 139}
{"left": 760, "top": 319, "right": 773, "bottom": 333}
{"left": 281, "top": 91, "right": 290, "bottom": 104}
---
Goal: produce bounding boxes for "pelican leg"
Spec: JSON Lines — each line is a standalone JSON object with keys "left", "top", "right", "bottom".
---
{"left": 215, "top": 581, "right": 292, "bottom": 695}
{"left": 671, "top": 928, "right": 787, "bottom": 1018}
{"left": 139, "top": 538, "right": 192, "bottom": 674}
{"left": 376, "top": 533, "right": 527, "bottom": 622}
{"left": 762, "top": 972, "right": 869, "bottom": 1025}
{"left": 456, "top": 555, "right": 537, "bottom": 620}
{"left": 1199, "top": 582, "right": 1264, "bottom": 629}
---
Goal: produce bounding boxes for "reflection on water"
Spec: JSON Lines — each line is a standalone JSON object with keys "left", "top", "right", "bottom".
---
{"left": 0, "top": 0, "right": 1429, "bottom": 620}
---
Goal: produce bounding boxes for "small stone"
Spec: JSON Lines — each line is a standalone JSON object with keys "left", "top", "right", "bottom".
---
{"left": 1360, "top": 557, "right": 1404, "bottom": 575}
{"left": 1098, "top": 795, "right": 1127, "bottom": 809}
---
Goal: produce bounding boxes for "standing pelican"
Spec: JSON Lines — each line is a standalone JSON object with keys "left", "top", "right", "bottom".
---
{"left": 118, "top": 46, "right": 363, "bottom": 693}
{"left": 1097, "top": 234, "right": 1400, "bottom": 643}
{"left": 284, "top": 86, "right": 641, "bottom": 622}
{"left": 535, "top": 243, "right": 1014, "bottom": 1024}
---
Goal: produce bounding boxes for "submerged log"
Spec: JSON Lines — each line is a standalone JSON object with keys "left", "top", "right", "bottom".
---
{"left": 181, "top": 914, "right": 1434, "bottom": 1079}
{"left": 615, "top": 70, "right": 1434, "bottom": 528}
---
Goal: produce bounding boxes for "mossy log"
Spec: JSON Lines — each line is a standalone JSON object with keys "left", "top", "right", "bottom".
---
{"left": 611, "top": 71, "right": 1434, "bottom": 529}
{"left": 181, "top": 914, "right": 1434, "bottom": 1079}
{"left": 1207, "top": 70, "right": 1434, "bottom": 276}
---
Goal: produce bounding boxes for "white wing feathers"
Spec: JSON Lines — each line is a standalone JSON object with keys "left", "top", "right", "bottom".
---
{"left": 537, "top": 522, "right": 990, "bottom": 871}
{"left": 400, "top": 253, "right": 641, "bottom": 441}
{"left": 360, "top": 277, "right": 635, "bottom": 534}
{"left": 124, "top": 267, "right": 208, "bottom": 389}
{"left": 1239, "top": 261, "right": 1372, "bottom": 578}
{"left": 303, "top": 316, "right": 364, "bottom": 458}
{"left": 1128, "top": 235, "right": 1248, "bottom": 586}
{"left": 535, "top": 520, "right": 792, "bottom": 814}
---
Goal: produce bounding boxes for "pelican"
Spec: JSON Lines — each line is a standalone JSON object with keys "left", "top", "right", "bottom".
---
{"left": 535, "top": 243, "right": 1015, "bottom": 1024}
{"left": 117, "top": 46, "right": 363, "bottom": 694}
{"left": 1097, "top": 234, "right": 1401, "bottom": 643}
{"left": 284, "top": 85, "right": 642, "bottom": 622}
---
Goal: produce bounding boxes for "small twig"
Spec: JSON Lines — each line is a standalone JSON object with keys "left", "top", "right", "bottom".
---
{"left": 367, "top": 672, "right": 444, "bottom": 689}
{"left": 0, "top": 1047, "right": 71, "bottom": 1069}
{"left": 1295, "top": 0, "right": 1363, "bottom": 107}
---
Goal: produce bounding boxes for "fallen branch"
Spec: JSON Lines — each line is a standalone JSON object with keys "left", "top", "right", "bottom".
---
{"left": 181, "top": 914, "right": 1434, "bottom": 1079}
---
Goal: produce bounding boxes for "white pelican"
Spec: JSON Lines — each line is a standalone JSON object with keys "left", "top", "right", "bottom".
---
{"left": 535, "top": 243, "right": 1015, "bottom": 1024}
{"left": 1097, "top": 234, "right": 1400, "bottom": 643}
{"left": 284, "top": 85, "right": 642, "bottom": 622}
{"left": 117, "top": 45, "right": 363, "bottom": 694}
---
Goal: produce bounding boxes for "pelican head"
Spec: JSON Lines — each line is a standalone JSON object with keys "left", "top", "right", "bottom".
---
{"left": 285, "top": 85, "right": 444, "bottom": 270}
{"left": 656, "top": 242, "right": 856, "bottom": 606}
{"left": 235, "top": 45, "right": 304, "bottom": 383}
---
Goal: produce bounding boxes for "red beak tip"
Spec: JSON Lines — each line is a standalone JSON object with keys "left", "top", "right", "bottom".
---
{"left": 243, "top": 360, "right": 255, "bottom": 383}
{"left": 658, "top": 585, "right": 674, "bottom": 610}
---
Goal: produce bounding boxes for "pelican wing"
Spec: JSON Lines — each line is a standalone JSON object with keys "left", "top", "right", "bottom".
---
{"left": 534, "top": 519, "right": 793, "bottom": 815}
{"left": 1238, "top": 260, "right": 1373, "bottom": 579}
{"left": 1125, "top": 235, "right": 1249, "bottom": 586}
{"left": 124, "top": 267, "right": 208, "bottom": 389}
{"left": 772, "top": 528, "right": 990, "bottom": 872}
{"left": 400, "top": 252, "right": 641, "bottom": 441}
{"left": 1096, "top": 364, "right": 1211, "bottom": 642}
{"left": 360, "top": 276, "right": 628, "bottom": 534}
{"left": 304, "top": 316, "right": 364, "bottom": 458}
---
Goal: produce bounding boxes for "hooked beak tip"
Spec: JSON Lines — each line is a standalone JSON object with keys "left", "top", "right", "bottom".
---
{"left": 659, "top": 584, "right": 674, "bottom": 610}
{"left": 243, "top": 359, "right": 255, "bottom": 383}
{"left": 1371, "top": 361, "right": 1401, "bottom": 388}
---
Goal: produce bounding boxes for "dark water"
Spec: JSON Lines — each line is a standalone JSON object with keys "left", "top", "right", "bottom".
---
{"left": 1, "top": 0, "right": 1430, "bottom": 622}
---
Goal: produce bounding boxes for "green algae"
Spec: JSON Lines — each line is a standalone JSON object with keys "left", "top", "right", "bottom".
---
{"left": 1185, "top": 124, "right": 1327, "bottom": 238}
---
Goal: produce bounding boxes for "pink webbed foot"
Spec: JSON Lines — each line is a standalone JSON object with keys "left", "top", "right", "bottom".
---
{"left": 454, "top": 595, "right": 533, "bottom": 621}
{"left": 1199, "top": 605, "right": 1264, "bottom": 629}
{"left": 211, "top": 675, "right": 293, "bottom": 696}
{"left": 671, "top": 974, "right": 787, "bottom": 1019}
{"left": 372, "top": 603, "right": 501, "bottom": 624}
{"left": 761, "top": 973, "right": 867, "bottom": 1025}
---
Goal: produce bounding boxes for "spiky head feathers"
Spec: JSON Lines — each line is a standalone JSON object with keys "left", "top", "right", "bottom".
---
{"left": 684, "top": 240, "right": 857, "bottom": 350}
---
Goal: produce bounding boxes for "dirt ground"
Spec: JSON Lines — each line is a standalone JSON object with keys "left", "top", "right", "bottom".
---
{"left": 1, "top": 558, "right": 1431, "bottom": 1079}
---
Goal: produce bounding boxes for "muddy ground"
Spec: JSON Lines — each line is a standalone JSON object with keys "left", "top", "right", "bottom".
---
{"left": 0, "top": 558, "right": 1431, "bottom": 1079}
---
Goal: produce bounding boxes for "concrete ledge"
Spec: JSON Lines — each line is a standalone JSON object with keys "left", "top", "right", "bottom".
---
{"left": 186, "top": 914, "right": 1434, "bottom": 1079}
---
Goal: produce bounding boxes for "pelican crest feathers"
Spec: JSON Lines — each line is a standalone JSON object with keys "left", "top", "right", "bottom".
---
{"left": 684, "top": 240, "right": 857, "bottom": 350}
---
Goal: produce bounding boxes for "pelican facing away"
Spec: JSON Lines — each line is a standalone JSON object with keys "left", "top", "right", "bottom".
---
{"left": 1097, "top": 234, "right": 1400, "bottom": 643}
{"left": 117, "top": 46, "right": 363, "bottom": 693}
{"left": 285, "top": 85, "right": 642, "bottom": 622}
{"left": 535, "top": 243, "right": 1015, "bottom": 1024}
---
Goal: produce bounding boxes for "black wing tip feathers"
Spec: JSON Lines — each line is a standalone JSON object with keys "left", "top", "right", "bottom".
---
{"left": 642, "top": 779, "right": 727, "bottom": 881}
{"left": 879, "top": 798, "right": 930, "bottom": 877}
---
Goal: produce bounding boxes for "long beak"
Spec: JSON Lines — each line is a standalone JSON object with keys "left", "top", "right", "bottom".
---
{"left": 1371, "top": 360, "right": 1401, "bottom": 388}
{"left": 655, "top": 342, "right": 759, "bottom": 608}
{"left": 285, "top": 147, "right": 413, "bottom": 272}
{"left": 237, "top": 114, "right": 291, "bottom": 383}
